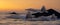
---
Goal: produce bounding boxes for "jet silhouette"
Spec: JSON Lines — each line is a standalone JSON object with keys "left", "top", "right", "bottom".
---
{"left": 32, "top": 9, "right": 60, "bottom": 19}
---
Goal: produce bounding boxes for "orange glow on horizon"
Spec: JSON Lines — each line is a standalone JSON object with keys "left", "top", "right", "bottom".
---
{"left": 0, "top": 0, "right": 60, "bottom": 13}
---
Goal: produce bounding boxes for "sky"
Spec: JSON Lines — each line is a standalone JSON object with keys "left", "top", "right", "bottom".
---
{"left": 0, "top": 0, "right": 60, "bottom": 13}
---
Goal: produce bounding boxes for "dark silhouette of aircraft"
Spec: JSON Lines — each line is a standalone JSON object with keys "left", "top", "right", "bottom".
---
{"left": 32, "top": 9, "right": 60, "bottom": 19}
